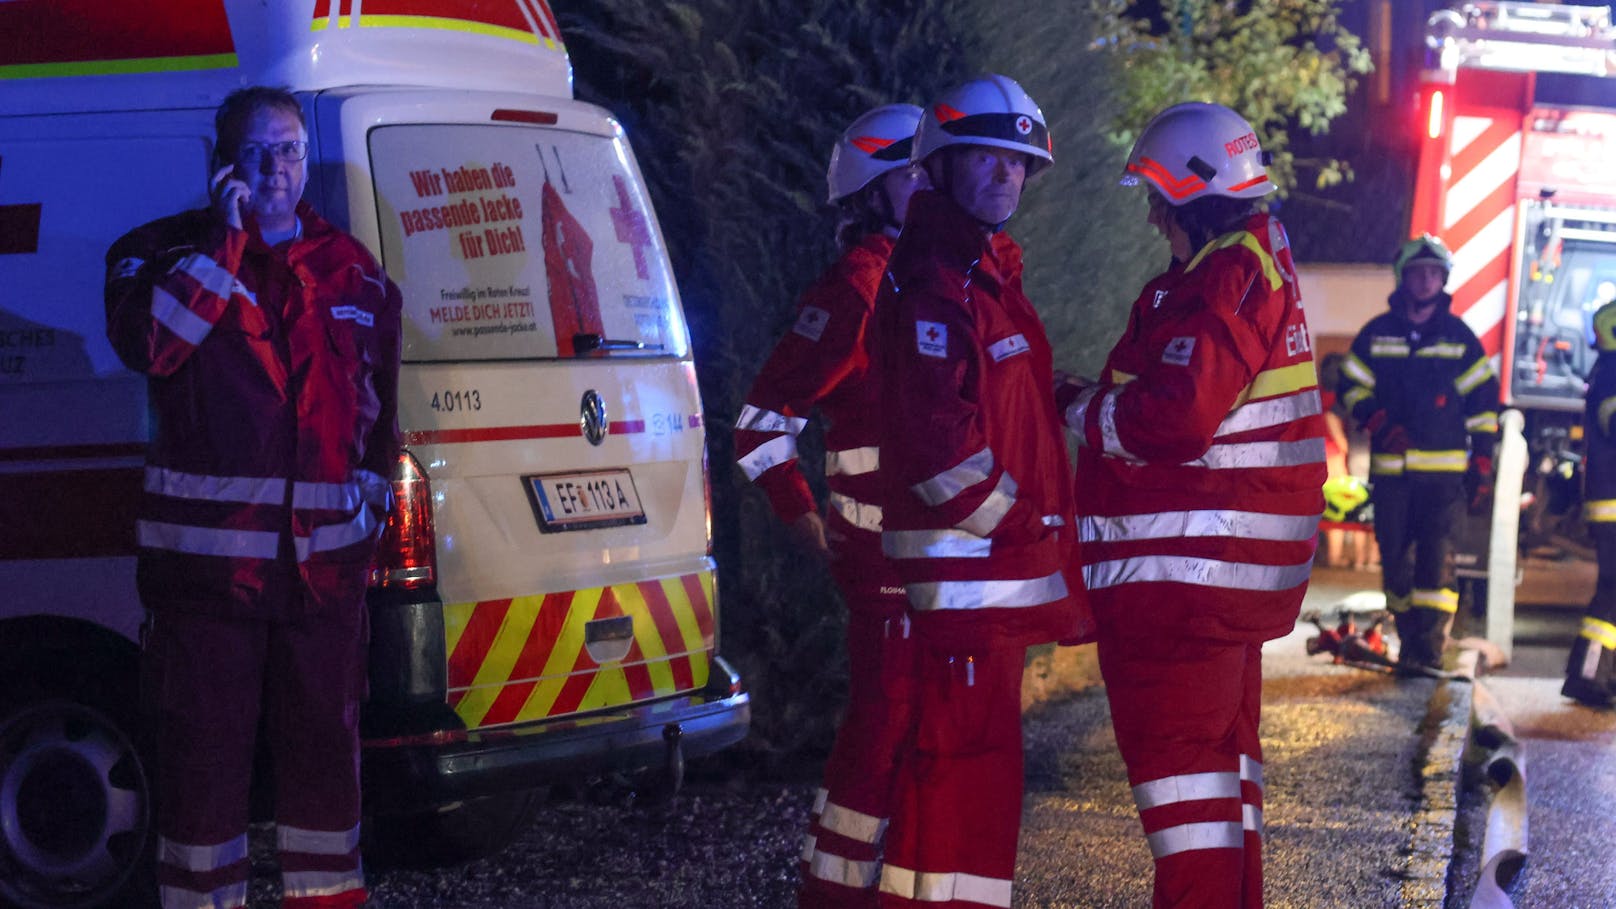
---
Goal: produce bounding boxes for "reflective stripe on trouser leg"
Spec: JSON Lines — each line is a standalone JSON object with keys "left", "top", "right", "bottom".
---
{"left": 878, "top": 643, "right": 1024, "bottom": 908}
{"left": 800, "top": 592, "right": 916, "bottom": 909}
{"left": 267, "top": 592, "right": 369, "bottom": 908}
{"left": 144, "top": 611, "right": 267, "bottom": 909}
{"left": 1096, "top": 608, "right": 1263, "bottom": 909}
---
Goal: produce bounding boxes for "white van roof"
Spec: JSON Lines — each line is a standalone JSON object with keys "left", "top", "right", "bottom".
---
{"left": 0, "top": 0, "right": 573, "bottom": 115}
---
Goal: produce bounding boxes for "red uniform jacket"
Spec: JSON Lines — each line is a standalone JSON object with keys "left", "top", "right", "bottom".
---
{"left": 1067, "top": 212, "right": 1325, "bottom": 642}
{"left": 105, "top": 202, "right": 402, "bottom": 620}
{"left": 734, "top": 233, "right": 900, "bottom": 599}
{"left": 875, "top": 190, "right": 1083, "bottom": 650}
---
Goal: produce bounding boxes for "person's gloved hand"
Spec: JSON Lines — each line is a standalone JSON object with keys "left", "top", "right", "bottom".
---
{"left": 1362, "top": 410, "right": 1411, "bottom": 454}
{"left": 1466, "top": 454, "right": 1495, "bottom": 515}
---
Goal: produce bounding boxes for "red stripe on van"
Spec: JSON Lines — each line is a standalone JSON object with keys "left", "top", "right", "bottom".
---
{"left": 357, "top": 0, "right": 531, "bottom": 34}
{"left": 0, "top": 467, "right": 142, "bottom": 560}
{"left": 619, "top": 638, "right": 655, "bottom": 701}
{"left": 446, "top": 597, "right": 512, "bottom": 691}
{"left": 638, "top": 579, "right": 695, "bottom": 690}
{"left": 477, "top": 591, "right": 571, "bottom": 727}
{"left": 402, "top": 420, "right": 647, "bottom": 445}
{"left": 680, "top": 573, "right": 714, "bottom": 644}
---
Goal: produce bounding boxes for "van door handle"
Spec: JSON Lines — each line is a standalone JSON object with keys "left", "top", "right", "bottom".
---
{"left": 573, "top": 333, "right": 663, "bottom": 354}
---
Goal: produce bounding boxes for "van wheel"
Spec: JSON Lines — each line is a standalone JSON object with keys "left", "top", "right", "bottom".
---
{"left": 0, "top": 698, "right": 152, "bottom": 909}
{"left": 362, "top": 788, "right": 545, "bottom": 869}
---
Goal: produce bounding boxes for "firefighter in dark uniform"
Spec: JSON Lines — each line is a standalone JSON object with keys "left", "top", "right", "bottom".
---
{"left": 1567, "top": 301, "right": 1616, "bottom": 709}
{"left": 1337, "top": 235, "right": 1499, "bottom": 672}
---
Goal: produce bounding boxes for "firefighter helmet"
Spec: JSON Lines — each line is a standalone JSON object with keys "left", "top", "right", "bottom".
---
{"left": 826, "top": 104, "right": 924, "bottom": 204}
{"left": 911, "top": 74, "right": 1053, "bottom": 178}
{"left": 1122, "top": 102, "right": 1273, "bottom": 204}
{"left": 1322, "top": 475, "right": 1371, "bottom": 524}
{"left": 1394, "top": 234, "right": 1453, "bottom": 279}
{"left": 1592, "top": 299, "right": 1616, "bottom": 352}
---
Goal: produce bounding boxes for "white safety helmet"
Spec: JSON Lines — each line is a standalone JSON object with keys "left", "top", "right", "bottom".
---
{"left": 911, "top": 74, "right": 1053, "bottom": 178}
{"left": 1122, "top": 102, "right": 1273, "bottom": 204}
{"left": 825, "top": 104, "right": 924, "bottom": 204}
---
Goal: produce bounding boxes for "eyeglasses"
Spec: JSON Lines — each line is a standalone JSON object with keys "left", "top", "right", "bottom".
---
{"left": 235, "top": 140, "right": 308, "bottom": 165}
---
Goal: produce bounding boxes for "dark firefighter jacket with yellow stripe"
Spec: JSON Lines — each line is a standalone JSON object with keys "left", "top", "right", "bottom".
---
{"left": 1066, "top": 212, "right": 1327, "bottom": 643}
{"left": 1337, "top": 290, "right": 1499, "bottom": 477}
{"left": 1583, "top": 351, "right": 1616, "bottom": 531}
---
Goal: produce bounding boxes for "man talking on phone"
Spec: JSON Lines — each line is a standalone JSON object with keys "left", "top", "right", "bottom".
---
{"left": 104, "top": 85, "right": 401, "bottom": 909}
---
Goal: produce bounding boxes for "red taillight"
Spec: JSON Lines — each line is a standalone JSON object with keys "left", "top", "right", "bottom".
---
{"left": 369, "top": 449, "right": 436, "bottom": 590}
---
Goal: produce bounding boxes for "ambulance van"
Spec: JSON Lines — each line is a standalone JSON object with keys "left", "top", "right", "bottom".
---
{"left": 0, "top": 2, "right": 748, "bottom": 905}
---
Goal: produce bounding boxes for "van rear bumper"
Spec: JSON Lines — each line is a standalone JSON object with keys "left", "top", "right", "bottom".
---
{"left": 358, "top": 658, "right": 750, "bottom": 813}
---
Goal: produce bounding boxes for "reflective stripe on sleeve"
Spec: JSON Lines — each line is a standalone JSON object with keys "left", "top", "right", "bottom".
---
{"left": 1084, "top": 556, "right": 1312, "bottom": 593}
{"left": 825, "top": 446, "right": 879, "bottom": 476}
{"left": 160, "top": 834, "right": 249, "bottom": 872}
{"left": 137, "top": 520, "right": 279, "bottom": 559}
{"left": 292, "top": 480, "right": 364, "bottom": 511}
{"left": 282, "top": 870, "right": 365, "bottom": 900}
{"left": 1342, "top": 384, "right": 1373, "bottom": 410}
{"left": 912, "top": 448, "right": 993, "bottom": 506}
{"left": 1581, "top": 616, "right": 1616, "bottom": 649}
{"left": 1215, "top": 389, "right": 1321, "bottom": 437}
{"left": 1064, "top": 384, "right": 1103, "bottom": 441}
{"left": 1187, "top": 437, "right": 1325, "bottom": 470}
{"left": 1098, "top": 387, "right": 1136, "bottom": 460}
{"left": 1410, "top": 588, "right": 1459, "bottom": 614}
{"left": 880, "top": 864, "right": 1013, "bottom": 908}
{"left": 293, "top": 503, "right": 382, "bottom": 561}
{"left": 1079, "top": 510, "right": 1319, "bottom": 544}
{"left": 1586, "top": 499, "right": 1616, "bottom": 523}
{"left": 145, "top": 467, "right": 287, "bottom": 505}
{"left": 883, "top": 527, "right": 991, "bottom": 559}
{"left": 1403, "top": 449, "right": 1468, "bottom": 472}
{"left": 1243, "top": 804, "right": 1264, "bottom": 834}
{"left": 1342, "top": 354, "right": 1376, "bottom": 389}
{"left": 1241, "top": 755, "right": 1264, "bottom": 791}
{"left": 150, "top": 286, "right": 216, "bottom": 346}
{"left": 828, "top": 492, "right": 883, "bottom": 533}
{"left": 276, "top": 823, "right": 361, "bottom": 855}
{"left": 1131, "top": 771, "right": 1240, "bottom": 811}
{"left": 906, "top": 570, "right": 1068, "bottom": 612}
{"left": 820, "top": 800, "right": 889, "bottom": 845}
{"left": 1454, "top": 356, "right": 1494, "bottom": 394}
{"left": 172, "top": 252, "right": 237, "bottom": 301}
{"left": 1371, "top": 453, "right": 1405, "bottom": 475}
{"left": 158, "top": 883, "right": 248, "bottom": 909}
{"left": 1465, "top": 412, "right": 1499, "bottom": 434}
{"left": 807, "top": 848, "right": 880, "bottom": 889}
{"left": 1600, "top": 396, "right": 1616, "bottom": 436}
{"left": 735, "top": 403, "right": 807, "bottom": 435}
{"left": 1146, "top": 821, "right": 1245, "bottom": 859}
{"left": 954, "top": 471, "right": 1017, "bottom": 536}
{"left": 738, "top": 435, "right": 798, "bottom": 481}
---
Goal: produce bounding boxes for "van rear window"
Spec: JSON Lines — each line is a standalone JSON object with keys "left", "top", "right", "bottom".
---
{"left": 369, "top": 124, "right": 688, "bottom": 361}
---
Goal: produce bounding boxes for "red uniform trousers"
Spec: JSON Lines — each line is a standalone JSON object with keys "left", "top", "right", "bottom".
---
{"left": 876, "top": 637, "right": 1026, "bottom": 909}
{"left": 799, "top": 589, "right": 918, "bottom": 908}
{"left": 143, "top": 595, "right": 368, "bottom": 909}
{"left": 1097, "top": 602, "right": 1265, "bottom": 909}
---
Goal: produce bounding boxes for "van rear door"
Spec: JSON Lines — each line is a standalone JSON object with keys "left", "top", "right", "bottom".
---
{"left": 326, "top": 91, "right": 715, "bottom": 732}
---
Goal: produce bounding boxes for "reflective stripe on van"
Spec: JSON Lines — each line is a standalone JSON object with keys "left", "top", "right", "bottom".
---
{"left": 444, "top": 569, "right": 715, "bottom": 729}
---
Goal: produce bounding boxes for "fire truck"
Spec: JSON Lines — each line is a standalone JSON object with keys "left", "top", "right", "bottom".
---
{"left": 1412, "top": 1, "right": 1616, "bottom": 648}
{"left": 0, "top": 3, "right": 749, "bottom": 906}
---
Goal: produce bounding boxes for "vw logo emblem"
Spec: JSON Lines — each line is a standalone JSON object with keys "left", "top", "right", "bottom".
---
{"left": 580, "top": 390, "right": 608, "bottom": 446}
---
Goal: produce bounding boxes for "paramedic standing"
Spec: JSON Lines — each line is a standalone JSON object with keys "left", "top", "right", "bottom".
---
{"left": 105, "top": 86, "right": 400, "bottom": 909}
{"left": 873, "top": 74, "right": 1089, "bottom": 909}
{"left": 1062, "top": 102, "right": 1326, "bottom": 909}
{"left": 734, "top": 103, "right": 929, "bottom": 907}
{"left": 1566, "top": 300, "right": 1616, "bottom": 710}
{"left": 1335, "top": 235, "right": 1499, "bottom": 672}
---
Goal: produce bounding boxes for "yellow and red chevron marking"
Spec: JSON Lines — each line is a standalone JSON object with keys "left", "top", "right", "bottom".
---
{"left": 311, "top": 0, "right": 563, "bottom": 49}
{"left": 444, "top": 570, "right": 714, "bottom": 729}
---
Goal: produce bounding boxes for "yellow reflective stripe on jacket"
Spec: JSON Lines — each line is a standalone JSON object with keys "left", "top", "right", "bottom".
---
{"left": 1342, "top": 354, "right": 1376, "bottom": 389}
{"left": 1465, "top": 412, "right": 1499, "bottom": 434}
{"left": 1415, "top": 342, "right": 1468, "bottom": 358}
{"left": 1343, "top": 385, "right": 1374, "bottom": 410}
{"left": 1454, "top": 356, "right": 1494, "bottom": 394}
{"left": 1584, "top": 498, "right": 1616, "bottom": 523}
{"left": 1599, "top": 396, "right": 1616, "bottom": 436}
{"left": 1404, "top": 449, "right": 1468, "bottom": 472}
{"left": 1371, "top": 453, "right": 1405, "bottom": 475}
{"left": 1582, "top": 616, "right": 1616, "bottom": 649}
{"left": 1239, "top": 361, "right": 1318, "bottom": 406}
{"left": 1185, "top": 230, "right": 1282, "bottom": 292}
{"left": 1411, "top": 588, "right": 1459, "bottom": 614}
